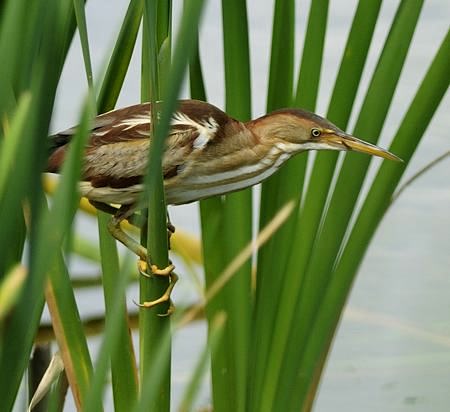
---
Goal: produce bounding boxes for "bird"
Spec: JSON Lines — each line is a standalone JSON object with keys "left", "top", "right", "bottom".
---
{"left": 46, "top": 99, "right": 401, "bottom": 311}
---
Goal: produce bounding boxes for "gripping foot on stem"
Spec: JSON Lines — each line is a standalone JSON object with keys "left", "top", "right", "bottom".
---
{"left": 137, "top": 260, "right": 178, "bottom": 316}
{"left": 103, "top": 204, "right": 179, "bottom": 315}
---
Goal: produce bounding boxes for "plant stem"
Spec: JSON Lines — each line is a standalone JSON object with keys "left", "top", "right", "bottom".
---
{"left": 139, "top": 2, "right": 172, "bottom": 411}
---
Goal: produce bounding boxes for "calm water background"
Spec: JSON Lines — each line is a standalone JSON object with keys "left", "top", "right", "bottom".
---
{"left": 48, "top": 1, "right": 449, "bottom": 410}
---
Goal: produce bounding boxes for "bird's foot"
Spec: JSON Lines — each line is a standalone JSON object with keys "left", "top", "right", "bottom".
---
{"left": 137, "top": 260, "right": 178, "bottom": 316}
{"left": 138, "top": 260, "right": 175, "bottom": 278}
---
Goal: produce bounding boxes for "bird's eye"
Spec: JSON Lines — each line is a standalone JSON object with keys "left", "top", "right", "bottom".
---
{"left": 311, "top": 128, "right": 321, "bottom": 138}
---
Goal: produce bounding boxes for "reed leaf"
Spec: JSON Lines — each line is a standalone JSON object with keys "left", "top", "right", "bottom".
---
{"left": 178, "top": 312, "right": 226, "bottom": 412}
{"left": 250, "top": 2, "right": 327, "bottom": 407}
{"left": 291, "top": 0, "right": 383, "bottom": 285}
{"left": 84, "top": 253, "right": 133, "bottom": 412}
{"left": 0, "top": 0, "right": 82, "bottom": 407}
{"left": 43, "top": 93, "right": 97, "bottom": 411}
{"left": 139, "top": 1, "right": 172, "bottom": 409}
{"left": 97, "top": 213, "right": 138, "bottom": 410}
{"left": 73, "top": 0, "right": 93, "bottom": 88}
{"left": 83, "top": 2, "right": 143, "bottom": 407}
{"left": 292, "top": 0, "right": 425, "bottom": 343}
{"left": 0, "top": 1, "right": 446, "bottom": 411}
{"left": 278, "top": 1, "right": 425, "bottom": 409}
{"left": 191, "top": 16, "right": 231, "bottom": 412}
{"left": 292, "top": 24, "right": 450, "bottom": 412}
{"left": 205, "top": 2, "right": 253, "bottom": 412}
{"left": 97, "top": 0, "right": 143, "bottom": 112}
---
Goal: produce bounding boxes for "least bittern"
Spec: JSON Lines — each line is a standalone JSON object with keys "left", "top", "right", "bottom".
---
{"left": 47, "top": 99, "right": 400, "bottom": 311}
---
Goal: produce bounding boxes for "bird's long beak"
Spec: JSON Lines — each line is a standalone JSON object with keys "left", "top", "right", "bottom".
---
{"left": 321, "top": 131, "right": 402, "bottom": 162}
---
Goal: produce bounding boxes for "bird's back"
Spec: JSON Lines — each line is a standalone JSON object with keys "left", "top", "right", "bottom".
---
{"left": 46, "top": 100, "right": 252, "bottom": 205}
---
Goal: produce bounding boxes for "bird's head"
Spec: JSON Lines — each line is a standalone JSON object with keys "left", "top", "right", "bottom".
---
{"left": 249, "top": 108, "right": 401, "bottom": 161}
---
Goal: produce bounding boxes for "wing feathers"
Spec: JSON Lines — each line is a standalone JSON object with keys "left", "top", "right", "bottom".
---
{"left": 46, "top": 100, "right": 233, "bottom": 186}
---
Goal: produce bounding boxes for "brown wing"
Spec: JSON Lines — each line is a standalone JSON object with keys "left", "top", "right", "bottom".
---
{"left": 47, "top": 101, "right": 232, "bottom": 185}
{"left": 46, "top": 103, "right": 198, "bottom": 183}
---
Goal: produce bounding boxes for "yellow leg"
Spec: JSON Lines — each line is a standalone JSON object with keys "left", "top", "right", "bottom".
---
{"left": 107, "top": 205, "right": 148, "bottom": 261}
{"left": 106, "top": 205, "right": 179, "bottom": 315}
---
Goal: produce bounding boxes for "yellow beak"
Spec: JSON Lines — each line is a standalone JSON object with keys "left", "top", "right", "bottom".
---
{"left": 322, "top": 132, "right": 402, "bottom": 162}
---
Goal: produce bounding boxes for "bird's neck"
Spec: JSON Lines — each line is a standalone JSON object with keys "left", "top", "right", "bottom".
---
{"left": 165, "top": 118, "right": 297, "bottom": 204}
{"left": 245, "top": 114, "right": 303, "bottom": 155}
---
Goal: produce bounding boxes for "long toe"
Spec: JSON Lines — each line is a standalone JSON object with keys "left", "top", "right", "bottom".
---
{"left": 150, "top": 263, "right": 175, "bottom": 276}
{"left": 136, "top": 272, "right": 179, "bottom": 315}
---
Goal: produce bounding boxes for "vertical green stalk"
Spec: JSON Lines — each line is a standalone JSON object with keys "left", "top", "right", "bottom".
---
{"left": 188, "top": 24, "right": 206, "bottom": 103}
{"left": 178, "top": 313, "right": 226, "bottom": 412}
{"left": 222, "top": 2, "right": 252, "bottom": 411}
{"left": 98, "top": 213, "right": 138, "bottom": 410}
{"left": 84, "top": 253, "right": 134, "bottom": 412}
{"left": 294, "top": 0, "right": 329, "bottom": 109}
{"left": 73, "top": 0, "right": 93, "bottom": 88}
{"left": 140, "top": 2, "right": 172, "bottom": 411}
{"left": 92, "top": 1, "right": 144, "bottom": 409}
{"left": 187, "top": 21, "right": 234, "bottom": 412}
{"left": 139, "top": 2, "right": 204, "bottom": 411}
{"left": 249, "top": 0, "right": 294, "bottom": 409}
{"left": 197, "top": 2, "right": 253, "bottom": 412}
{"left": 199, "top": 194, "right": 227, "bottom": 408}
{"left": 187, "top": 10, "right": 232, "bottom": 412}
{"left": 74, "top": 1, "right": 143, "bottom": 407}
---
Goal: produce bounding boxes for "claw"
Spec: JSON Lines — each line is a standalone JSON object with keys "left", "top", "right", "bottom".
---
{"left": 160, "top": 300, "right": 176, "bottom": 317}
{"left": 135, "top": 272, "right": 179, "bottom": 315}
{"left": 137, "top": 259, "right": 150, "bottom": 277}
